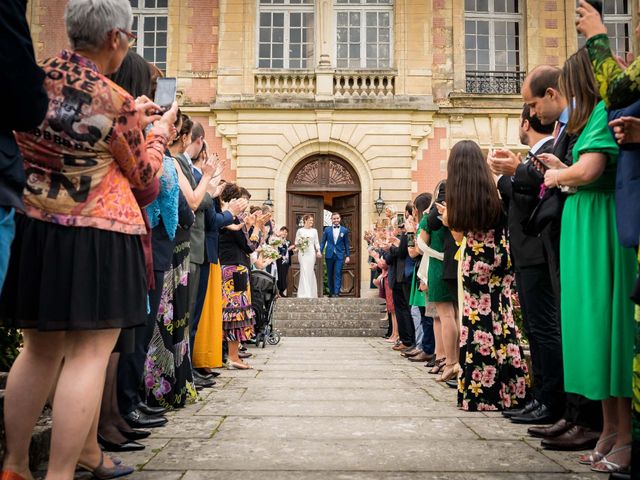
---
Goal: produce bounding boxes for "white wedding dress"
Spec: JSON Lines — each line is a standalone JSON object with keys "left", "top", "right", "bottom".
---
{"left": 295, "top": 227, "right": 321, "bottom": 298}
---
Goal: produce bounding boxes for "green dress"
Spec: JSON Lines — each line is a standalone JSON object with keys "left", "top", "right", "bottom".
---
{"left": 560, "top": 101, "right": 637, "bottom": 400}
{"left": 419, "top": 215, "right": 452, "bottom": 303}
{"left": 409, "top": 224, "right": 426, "bottom": 307}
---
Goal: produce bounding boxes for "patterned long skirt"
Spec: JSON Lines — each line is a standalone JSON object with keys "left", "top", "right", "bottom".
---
{"left": 457, "top": 226, "right": 529, "bottom": 411}
{"left": 221, "top": 264, "right": 255, "bottom": 342}
{"left": 144, "top": 229, "right": 197, "bottom": 409}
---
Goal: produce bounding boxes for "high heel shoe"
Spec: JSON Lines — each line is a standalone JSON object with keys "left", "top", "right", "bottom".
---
{"left": 590, "top": 444, "right": 631, "bottom": 474}
{"left": 428, "top": 358, "right": 445, "bottom": 374}
{"left": 437, "top": 363, "right": 461, "bottom": 382}
{"left": 118, "top": 428, "right": 151, "bottom": 441}
{"left": 77, "top": 451, "right": 134, "bottom": 479}
{"left": 578, "top": 432, "right": 617, "bottom": 465}
{"left": 98, "top": 434, "right": 145, "bottom": 452}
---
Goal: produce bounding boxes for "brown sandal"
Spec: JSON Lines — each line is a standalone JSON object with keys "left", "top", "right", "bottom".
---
{"left": 428, "top": 358, "right": 446, "bottom": 374}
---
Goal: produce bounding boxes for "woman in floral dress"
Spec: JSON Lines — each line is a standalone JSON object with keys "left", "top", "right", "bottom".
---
{"left": 444, "top": 140, "right": 529, "bottom": 412}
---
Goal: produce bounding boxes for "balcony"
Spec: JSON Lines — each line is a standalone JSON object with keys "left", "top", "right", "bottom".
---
{"left": 254, "top": 72, "right": 316, "bottom": 97}
{"left": 465, "top": 70, "right": 526, "bottom": 95}
{"left": 334, "top": 72, "right": 396, "bottom": 98}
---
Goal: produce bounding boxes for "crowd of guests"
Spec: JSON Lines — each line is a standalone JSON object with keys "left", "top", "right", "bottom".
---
{"left": 0, "top": 1, "right": 288, "bottom": 479}
{"left": 366, "top": 3, "right": 640, "bottom": 476}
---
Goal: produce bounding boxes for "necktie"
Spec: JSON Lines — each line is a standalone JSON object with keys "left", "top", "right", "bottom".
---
{"left": 553, "top": 121, "right": 564, "bottom": 146}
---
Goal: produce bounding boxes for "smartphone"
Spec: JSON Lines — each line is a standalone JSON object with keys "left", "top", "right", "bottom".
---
{"left": 406, "top": 231, "right": 416, "bottom": 248}
{"left": 530, "top": 152, "right": 550, "bottom": 170}
{"left": 585, "top": 0, "right": 603, "bottom": 18}
{"left": 154, "top": 77, "right": 177, "bottom": 111}
{"left": 396, "top": 213, "right": 405, "bottom": 227}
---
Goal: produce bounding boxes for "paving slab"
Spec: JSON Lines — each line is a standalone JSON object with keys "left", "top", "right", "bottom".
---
{"left": 145, "top": 438, "right": 564, "bottom": 473}
{"left": 240, "top": 387, "right": 429, "bottom": 401}
{"left": 212, "top": 416, "right": 479, "bottom": 441}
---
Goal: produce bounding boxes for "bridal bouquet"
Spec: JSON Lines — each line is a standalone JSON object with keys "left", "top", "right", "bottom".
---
{"left": 260, "top": 244, "right": 280, "bottom": 261}
{"left": 295, "top": 236, "right": 310, "bottom": 253}
{"left": 268, "top": 236, "right": 283, "bottom": 248}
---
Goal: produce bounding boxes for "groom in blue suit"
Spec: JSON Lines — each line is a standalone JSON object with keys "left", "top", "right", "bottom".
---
{"left": 321, "top": 212, "right": 350, "bottom": 297}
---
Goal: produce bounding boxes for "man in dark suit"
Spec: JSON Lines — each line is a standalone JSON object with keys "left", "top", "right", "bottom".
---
{"left": 0, "top": 0, "right": 48, "bottom": 292}
{"left": 490, "top": 104, "right": 560, "bottom": 425}
{"left": 320, "top": 212, "right": 350, "bottom": 297}
{"left": 490, "top": 66, "right": 601, "bottom": 450}
{"left": 382, "top": 225, "right": 415, "bottom": 350}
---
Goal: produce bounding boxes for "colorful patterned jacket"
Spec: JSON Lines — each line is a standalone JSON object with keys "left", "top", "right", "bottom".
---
{"left": 15, "top": 50, "right": 167, "bottom": 235}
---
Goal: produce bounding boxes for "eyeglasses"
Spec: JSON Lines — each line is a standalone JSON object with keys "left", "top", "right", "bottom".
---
{"left": 118, "top": 29, "right": 137, "bottom": 48}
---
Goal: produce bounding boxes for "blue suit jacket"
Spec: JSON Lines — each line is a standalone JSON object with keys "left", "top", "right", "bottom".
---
{"left": 321, "top": 225, "right": 350, "bottom": 260}
{"left": 608, "top": 100, "right": 640, "bottom": 248}
{"left": 193, "top": 168, "right": 234, "bottom": 264}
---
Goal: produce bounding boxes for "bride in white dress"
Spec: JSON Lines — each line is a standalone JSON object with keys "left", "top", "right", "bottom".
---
{"left": 295, "top": 215, "right": 322, "bottom": 298}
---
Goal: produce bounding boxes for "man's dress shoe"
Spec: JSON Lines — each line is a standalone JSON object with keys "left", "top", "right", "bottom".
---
{"left": 527, "top": 418, "right": 574, "bottom": 438}
{"left": 540, "top": 425, "right": 600, "bottom": 451}
{"left": 401, "top": 348, "right": 421, "bottom": 357}
{"left": 510, "top": 403, "right": 555, "bottom": 424}
{"left": 137, "top": 401, "right": 167, "bottom": 416}
{"left": 119, "top": 428, "right": 151, "bottom": 441}
{"left": 409, "top": 352, "right": 435, "bottom": 362}
{"left": 503, "top": 399, "right": 539, "bottom": 418}
{"left": 123, "top": 409, "right": 168, "bottom": 429}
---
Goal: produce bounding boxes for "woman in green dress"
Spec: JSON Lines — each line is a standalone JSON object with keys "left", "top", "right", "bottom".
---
{"left": 419, "top": 181, "right": 458, "bottom": 381}
{"left": 577, "top": 3, "right": 640, "bottom": 474}
{"left": 539, "top": 49, "right": 637, "bottom": 474}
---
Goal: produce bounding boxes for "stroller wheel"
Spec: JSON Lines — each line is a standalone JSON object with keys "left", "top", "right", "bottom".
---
{"left": 267, "top": 332, "right": 281, "bottom": 345}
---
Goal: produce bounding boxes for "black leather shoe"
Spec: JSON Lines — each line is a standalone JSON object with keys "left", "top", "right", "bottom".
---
{"left": 123, "top": 409, "right": 168, "bottom": 429}
{"left": 195, "top": 368, "right": 220, "bottom": 378}
{"left": 98, "top": 434, "right": 146, "bottom": 452}
{"left": 193, "top": 370, "right": 214, "bottom": 382}
{"left": 194, "top": 377, "right": 216, "bottom": 389}
{"left": 609, "top": 473, "right": 631, "bottom": 480}
{"left": 503, "top": 399, "right": 539, "bottom": 418}
{"left": 510, "top": 404, "right": 555, "bottom": 424}
{"left": 445, "top": 379, "right": 458, "bottom": 389}
{"left": 137, "top": 401, "right": 167, "bottom": 416}
{"left": 119, "top": 428, "right": 151, "bottom": 441}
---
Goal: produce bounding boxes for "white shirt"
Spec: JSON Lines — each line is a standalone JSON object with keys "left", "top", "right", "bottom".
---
{"left": 332, "top": 225, "right": 340, "bottom": 243}
{"left": 529, "top": 135, "right": 555, "bottom": 158}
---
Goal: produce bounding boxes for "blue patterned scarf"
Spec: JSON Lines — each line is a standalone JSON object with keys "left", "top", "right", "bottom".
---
{"left": 146, "top": 155, "right": 179, "bottom": 239}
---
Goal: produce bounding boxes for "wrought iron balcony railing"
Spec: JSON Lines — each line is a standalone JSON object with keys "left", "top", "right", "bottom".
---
{"left": 466, "top": 70, "right": 526, "bottom": 95}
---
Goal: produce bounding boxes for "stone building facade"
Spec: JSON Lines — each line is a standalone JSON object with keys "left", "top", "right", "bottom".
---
{"left": 27, "top": 0, "right": 638, "bottom": 295}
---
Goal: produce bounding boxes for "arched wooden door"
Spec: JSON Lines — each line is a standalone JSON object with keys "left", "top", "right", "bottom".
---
{"left": 287, "top": 155, "right": 361, "bottom": 297}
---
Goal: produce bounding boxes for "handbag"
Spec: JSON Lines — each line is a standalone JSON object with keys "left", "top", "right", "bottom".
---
{"left": 523, "top": 186, "right": 566, "bottom": 236}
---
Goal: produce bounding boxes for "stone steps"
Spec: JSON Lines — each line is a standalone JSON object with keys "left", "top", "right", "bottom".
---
{"left": 272, "top": 298, "right": 388, "bottom": 337}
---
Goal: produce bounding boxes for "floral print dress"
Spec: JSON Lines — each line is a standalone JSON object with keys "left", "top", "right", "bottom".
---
{"left": 144, "top": 226, "right": 197, "bottom": 409}
{"left": 458, "top": 222, "right": 529, "bottom": 411}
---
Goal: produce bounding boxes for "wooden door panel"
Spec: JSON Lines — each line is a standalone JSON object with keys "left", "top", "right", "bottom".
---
{"left": 287, "top": 193, "right": 324, "bottom": 297}
{"left": 333, "top": 194, "right": 360, "bottom": 297}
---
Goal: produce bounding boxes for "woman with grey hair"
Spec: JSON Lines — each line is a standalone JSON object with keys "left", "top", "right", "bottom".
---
{"left": 0, "top": 0, "right": 178, "bottom": 479}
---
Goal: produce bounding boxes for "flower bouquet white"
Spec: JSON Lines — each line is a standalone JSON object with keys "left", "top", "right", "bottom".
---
{"left": 268, "top": 236, "right": 283, "bottom": 248}
{"left": 295, "top": 236, "right": 310, "bottom": 254}
{"left": 260, "top": 243, "right": 280, "bottom": 261}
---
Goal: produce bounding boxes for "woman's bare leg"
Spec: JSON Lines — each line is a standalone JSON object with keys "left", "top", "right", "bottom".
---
{"left": 45, "top": 328, "right": 119, "bottom": 480}
{"left": 2, "top": 330, "right": 65, "bottom": 480}
{"left": 98, "top": 353, "right": 129, "bottom": 444}
{"left": 435, "top": 301, "right": 459, "bottom": 377}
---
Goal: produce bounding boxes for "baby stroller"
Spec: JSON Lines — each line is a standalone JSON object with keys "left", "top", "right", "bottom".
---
{"left": 250, "top": 269, "right": 281, "bottom": 348}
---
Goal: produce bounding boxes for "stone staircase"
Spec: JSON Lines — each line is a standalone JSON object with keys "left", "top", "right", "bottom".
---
{"left": 272, "top": 297, "right": 388, "bottom": 337}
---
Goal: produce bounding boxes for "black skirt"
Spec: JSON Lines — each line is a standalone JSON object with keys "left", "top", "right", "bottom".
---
{"left": 0, "top": 214, "right": 148, "bottom": 331}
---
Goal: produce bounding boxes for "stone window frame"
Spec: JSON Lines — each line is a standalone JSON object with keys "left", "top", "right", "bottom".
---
{"left": 129, "top": 0, "right": 169, "bottom": 72}
{"left": 257, "top": 0, "right": 316, "bottom": 70}
{"left": 577, "top": 0, "right": 634, "bottom": 57}
{"left": 334, "top": 0, "right": 394, "bottom": 70}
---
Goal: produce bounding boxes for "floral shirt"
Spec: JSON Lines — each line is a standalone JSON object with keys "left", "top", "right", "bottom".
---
{"left": 586, "top": 33, "right": 640, "bottom": 109}
{"left": 15, "top": 50, "right": 167, "bottom": 235}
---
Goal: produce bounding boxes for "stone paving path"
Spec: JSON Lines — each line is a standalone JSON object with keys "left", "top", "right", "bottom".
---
{"left": 107, "top": 337, "right": 603, "bottom": 479}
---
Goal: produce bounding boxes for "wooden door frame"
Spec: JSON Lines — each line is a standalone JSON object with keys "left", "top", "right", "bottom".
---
{"left": 286, "top": 155, "right": 362, "bottom": 298}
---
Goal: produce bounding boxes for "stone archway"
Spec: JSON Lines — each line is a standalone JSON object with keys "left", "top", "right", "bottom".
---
{"left": 287, "top": 155, "right": 362, "bottom": 298}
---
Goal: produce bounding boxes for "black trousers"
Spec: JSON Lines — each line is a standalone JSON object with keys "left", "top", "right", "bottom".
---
{"left": 542, "top": 222, "right": 602, "bottom": 429}
{"left": 516, "top": 264, "right": 563, "bottom": 411}
{"left": 117, "top": 269, "right": 164, "bottom": 415}
{"left": 276, "top": 259, "right": 289, "bottom": 295}
{"left": 392, "top": 282, "right": 415, "bottom": 347}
